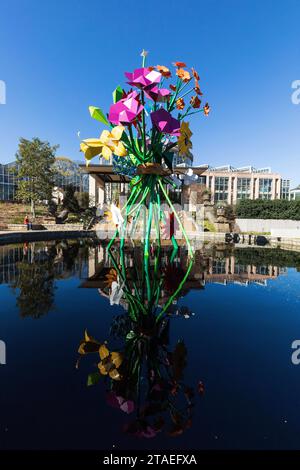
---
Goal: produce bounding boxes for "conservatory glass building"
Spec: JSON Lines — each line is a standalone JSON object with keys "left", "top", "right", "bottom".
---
{"left": 0, "top": 162, "right": 18, "bottom": 201}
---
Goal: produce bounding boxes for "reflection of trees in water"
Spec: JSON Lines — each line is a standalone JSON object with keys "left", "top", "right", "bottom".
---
{"left": 10, "top": 239, "right": 93, "bottom": 318}
{"left": 233, "top": 247, "right": 300, "bottom": 269}
{"left": 12, "top": 252, "right": 56, "bottom": 319}
{"left": 59, "top": 241, "right": 80, "bottom": 272}
{"left": 200, "top": 245, "right": 300, "bottom": 271}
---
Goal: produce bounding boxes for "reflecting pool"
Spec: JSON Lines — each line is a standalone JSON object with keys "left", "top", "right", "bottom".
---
{"left": 1, "top": 239, "right": 300, "bottom": 450}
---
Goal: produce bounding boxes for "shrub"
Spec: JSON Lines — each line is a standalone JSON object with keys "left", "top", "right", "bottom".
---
{"left": 236, "top": 199, "right": 300, "bottom": 220}
{"left": 75, "top": 191, "right": 90, "bottom": 209}
{"left": 204, "top": 220, "right": 216, "bottom": 232}
{"left": 62, "top": 185, "right": 80, "bottom": 213}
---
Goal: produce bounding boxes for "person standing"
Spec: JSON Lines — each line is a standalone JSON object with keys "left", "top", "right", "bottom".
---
{"left": 24, "top": 215, "right": 32, "bottom": 230}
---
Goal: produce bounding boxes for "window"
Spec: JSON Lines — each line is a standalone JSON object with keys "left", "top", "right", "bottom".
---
{"left": 198, "top": 176, "right": 206, "bottom": 185}
{"left": 280, "top": 179, "right": 290, "bottom": 200}
{"left": 212, "top": 260, "right": 226, "bottom": 274}
{"left": 0, "top": 164, "right": 18, "bottom": 201}
{"left": 214, "top": 177, "right": 228, "bottom": 202}
{"left": 258, "top": 178, "right": 272, "bottom": 199}
{"left": 234, "top": 264, "right": 248, "bottom": 274}
{"left": 237, "top": 178, "right": 251, "bottom": 200}
{"left": 53, "top": 160, "right": 90, "bottom": 193}
{"left": 256, "top": 266, "right": 269, "bottom": 275}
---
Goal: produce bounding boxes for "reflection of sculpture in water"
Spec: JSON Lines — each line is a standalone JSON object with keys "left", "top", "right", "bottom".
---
{"left": 78, "top": 245, "right": 204, "bottom": 438}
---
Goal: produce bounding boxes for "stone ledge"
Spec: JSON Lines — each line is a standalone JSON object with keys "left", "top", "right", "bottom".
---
{"left": 5, "top": 223, "right": 84, "bottom": 231}
{"left": 0, "top": 230, "right": 95, "bottom": 245}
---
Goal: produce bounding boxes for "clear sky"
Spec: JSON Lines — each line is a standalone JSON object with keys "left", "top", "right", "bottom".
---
{"left": 0, "top": 0, "right": 299, "bottom": 184}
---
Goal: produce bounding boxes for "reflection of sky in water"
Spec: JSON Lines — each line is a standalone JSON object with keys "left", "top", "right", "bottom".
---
{"left": 260, "top": 268, "right": 300, "bottom": 303}
{"left": 1, "top": 242, "right": 300, "bottom": 450}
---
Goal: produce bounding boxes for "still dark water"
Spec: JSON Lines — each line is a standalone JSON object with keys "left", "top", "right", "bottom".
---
{"left": 1, "top": 239, "right": 300, "bottom": 450}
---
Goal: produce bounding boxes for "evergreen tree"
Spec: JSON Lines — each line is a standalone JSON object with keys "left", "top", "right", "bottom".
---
{"left": 15, "top": 137, "right": 59, "bottom": 217}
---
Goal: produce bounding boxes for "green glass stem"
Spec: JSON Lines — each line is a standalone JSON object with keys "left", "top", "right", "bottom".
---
{"left": 155, "top": 258, "right": 194, "bottom": 323}
{"left": 107, "top": 248, "right": 147, "bottom": 317}
{"left": 170, "top": 242, "right": 178, "bottom": 263}
{"left": 107, "top": 181, "right": 142, "bottom": 251}
{"left": 158, "top": 178, "right": 194, "bottom": 258}
{"left": 144, "top": 179, "right": 154, "bottom": 304}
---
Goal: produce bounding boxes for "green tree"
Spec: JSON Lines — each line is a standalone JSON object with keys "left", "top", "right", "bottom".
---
{"left": 15, "top": 137, "right": 59, "bottom": 218}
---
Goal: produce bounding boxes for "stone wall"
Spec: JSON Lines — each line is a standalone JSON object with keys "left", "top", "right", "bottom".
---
{"left": 236, "top": 219, "right": 300, "bottom": 235}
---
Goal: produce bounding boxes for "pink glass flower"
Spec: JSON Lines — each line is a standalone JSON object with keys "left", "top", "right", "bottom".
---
{"left": 106, "top": 391, "right": 134, "bottom": 414}
{"left": 125, "top": 67, "right": 170, "bottom": 102}
{"left": 150, "top": 108, "right": 180, "bottom": 136}
{"left": 109, "top": 91, "right": 143, "bottom": 125}
{"left": 125, "top": 67, "right": 161, "bottom": 89}
{"left": 145, "top": 85, "right": 170, "bottom": 102}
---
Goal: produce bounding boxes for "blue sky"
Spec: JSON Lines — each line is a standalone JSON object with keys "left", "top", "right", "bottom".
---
{"left": 0, "top": 0, "right": 299, "bottom": 184}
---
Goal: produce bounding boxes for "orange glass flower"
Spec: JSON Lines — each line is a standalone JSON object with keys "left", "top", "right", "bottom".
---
{"left": 173, "top": 61, "right": 186, "bottom": 68}
{"left": 191, "top": 68, "right": 200, "bottom": 80}
{"left": 190, "top": 95, "right": 201, "bottom": 109}
{"left": 169, "top": 84, "right": 177, "bottom": 91}
{"left": 194, "top": 80, "right": 203, "bottom": 95}
{"left": 203, "top": 103, "right": 210, "bottom": 115}
{"left": 156, "top": 65, "right": 171, "bottom": 78}
{"left": 176, "top": 68, "right": 191, "bottom": 82}
{"left": 176, "top": 98, "right": 185, "bottom": 110}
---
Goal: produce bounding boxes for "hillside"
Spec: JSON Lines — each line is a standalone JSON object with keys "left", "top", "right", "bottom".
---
{"left": 0, "top": 202, "right": 52, "bottom": 229}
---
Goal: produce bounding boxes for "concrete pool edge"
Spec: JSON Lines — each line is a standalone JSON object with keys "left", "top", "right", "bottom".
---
{"left": 0, "top": 230, "right": 226, "bottom": 246}
{"left": 1, "top": 230, "right": 300, "bottom": 252}
{"left": 0, "top": 230, "right": 97, "bottom": 245}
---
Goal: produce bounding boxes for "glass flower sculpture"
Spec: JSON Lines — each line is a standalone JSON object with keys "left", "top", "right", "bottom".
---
{"left": 80, "top": 51, "right": 210, "bottom": 258}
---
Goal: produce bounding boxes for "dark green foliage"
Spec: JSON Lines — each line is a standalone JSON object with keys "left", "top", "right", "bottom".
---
{"left": 236, "top": 199, "right": 300, "bottom": 220}
{"left": 75, "top": 191, "right": 90, "bottom": 209}
{"left": 48, "top": 199, "right": 58, "bottom": 216}
{"left": 15, "top": 137, "right": 59, "bottom": 216}
{"left": 224, "top": 204, "right": 235, "bottom": 221}
{"left": 234, "top": 247, "right": 300, "bottom": 269}
{"left": 62, "top": 185, "right": 80, "bottom": 213}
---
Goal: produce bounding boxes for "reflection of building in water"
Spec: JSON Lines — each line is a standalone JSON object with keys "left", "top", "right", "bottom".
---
{"left": 0, "top": 243, "right": 88, "bottom": 285}
{"left": 0, "top": 244, "right": 37, "bottom": 284}
{"left": 0, "top": 243, "right": 287, "bottom": 290}
{"left": 204, "top": 256, "right": 285, "bottom": 286}
{"left": 82, "top": 245, "right": 286, "bottom": 293}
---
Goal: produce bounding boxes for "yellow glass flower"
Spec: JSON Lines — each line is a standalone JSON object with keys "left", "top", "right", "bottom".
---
{"left": 80, "top": 125, "right": 127, "bottom": 163}
{"left": 104, "top": 268, "right": 118, "bottom": 288}
{"left": 98, "top": 344, "right": 123, "bottom": 381}
{"left": 177, "top": 121, "right": 193, "bottom": 156}
{"left": 78, "top": 329, "right": 100, "bottom": 355}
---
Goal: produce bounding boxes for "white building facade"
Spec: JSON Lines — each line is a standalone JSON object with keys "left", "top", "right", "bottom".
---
{"left": 201, "top": 165, "right": 290, "bottom": 204}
